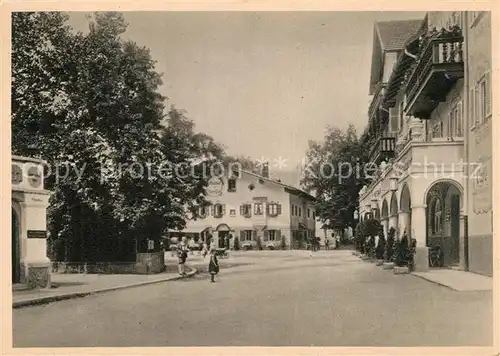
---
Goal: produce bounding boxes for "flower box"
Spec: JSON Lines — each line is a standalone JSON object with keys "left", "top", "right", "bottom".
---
{"left": 382, "top": 262, "right": 394, "bottom": 270}
{"left": 393, "top": 266, "right": 409, "bottom": 274}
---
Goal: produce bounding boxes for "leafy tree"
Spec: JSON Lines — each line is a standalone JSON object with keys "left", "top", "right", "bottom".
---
{"left": 301, "top": 124, "right": 369, "bottom": 233}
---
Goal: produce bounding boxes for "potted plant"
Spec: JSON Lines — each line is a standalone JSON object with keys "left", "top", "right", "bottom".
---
{"left": 281, "top": 235, "right": 286, "bottom": 250}
{"left": 242, "top": 242, "right": 253, "bottom": 251}
{"left": 383, "top": 227, "right": 396, "bottom": 269}
{"left": 394, "top": 231, "right": 410, "bottom": 274}
{"left": 266, "top": 242, "right": 276, "bottom": 250}
{"left": 233, "top": 236, "right": 240, "bottom": 251}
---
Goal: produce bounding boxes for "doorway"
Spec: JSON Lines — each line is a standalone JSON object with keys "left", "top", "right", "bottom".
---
{"left": 12, "top": 207, "right": 21, "bottom": 284}
{"left": 218, "top": 231, "right": 229, "bottom": 249}
{"left": 450, "top": 194, "right": 460, "bottom": 264}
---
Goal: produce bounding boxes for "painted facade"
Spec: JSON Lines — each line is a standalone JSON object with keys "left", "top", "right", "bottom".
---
{"left": 176, "top": 169, "right": 316, "bottom": 249}
{"left": 11, "top": 156, "right": 52, "bottom": 288}
{"left": 359, "top": 12, "right": 492, "bottom": 275}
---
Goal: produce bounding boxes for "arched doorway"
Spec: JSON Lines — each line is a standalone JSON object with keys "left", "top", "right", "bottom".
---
{"left": 216, "top": 223, "right": 231, "bottom": 249}
{"left": 399, "top": 184, "right": 412, "bottom": 238}
{"left": 426, "top": 180, "right": 462, "bottom": 267}
{"left": 12, "top": 207, "right": 21, "bottom": 284}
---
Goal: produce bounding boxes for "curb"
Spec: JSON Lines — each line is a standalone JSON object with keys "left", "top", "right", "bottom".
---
{"left": 13, "top": 267, "right": 198, "bottom": 309}
{"left": 410, "top": 272, "right": 458, "bottom": 291}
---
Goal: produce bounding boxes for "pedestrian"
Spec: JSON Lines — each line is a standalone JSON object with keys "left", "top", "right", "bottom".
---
{"left": 325, "top": 237, "right": 329, "bottom": 251}
{"left": 177, "top": 236, "right": 188, "bottom": 276}
{"left": 208, "top": 247, "right": 220, "bottom": 283}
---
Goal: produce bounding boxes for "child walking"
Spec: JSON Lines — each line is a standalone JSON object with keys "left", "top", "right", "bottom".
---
{"left": 208, "top": 248, "right": 219, "bottom": 283}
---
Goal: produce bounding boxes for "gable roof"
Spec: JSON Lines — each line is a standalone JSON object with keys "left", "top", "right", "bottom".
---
{"left": 369, "top": 18, "right": 424, "bottom": 94}
{"left": 238, "top": 169, "right": 316, "bottom": 201}
{"left": 375, "top": 19, "right": 423, "bottom": 51}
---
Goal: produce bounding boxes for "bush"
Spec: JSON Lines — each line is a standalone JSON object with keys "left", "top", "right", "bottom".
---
{"left": 233, "top": 237, "right": 240, "bottom": 251}
{"left": 281, "top": 235, "right": 286, "bottom": 250}
{"left": 394, "top": 233, "right": 410, "bottom": 267}
{"left": 376, "top": 235, "right": 386, "bottom": 260}
{"left": 242, "top": 242, "right": 253, "bottom": 251}
{"left": 266, "top": 243, "right": 276, "bottom": 250}
{"left": 385, "top": 227, "right": 396, "bottom": 262}
{"left": 256, "top": 236, "right": 263, "bottom": 250}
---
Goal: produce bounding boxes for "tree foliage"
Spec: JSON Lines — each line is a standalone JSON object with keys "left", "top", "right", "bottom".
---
{"left": 301, "top": 124, "right": 369, "bottom": 232}
{"left": 11, "top": 12, "right": 225, "bottom": 262}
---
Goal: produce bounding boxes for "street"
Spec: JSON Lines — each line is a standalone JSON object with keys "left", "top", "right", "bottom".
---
{"left": 13, "top": 251, "right": 492, "bottom": 347}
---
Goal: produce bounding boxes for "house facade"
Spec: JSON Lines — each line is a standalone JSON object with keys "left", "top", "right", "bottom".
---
{"left": 358, "top": 12, "right": 492, "bottom": 275}
{"left": 11, "top": 155, "right": 52, "bottom": 288}
{"left": 171, "top": 168, "right": 316, "bottom": 249}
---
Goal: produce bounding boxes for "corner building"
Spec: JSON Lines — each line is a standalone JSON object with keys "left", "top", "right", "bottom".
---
{"left": 358, "top": 12, "right": 492, "bottom": 275}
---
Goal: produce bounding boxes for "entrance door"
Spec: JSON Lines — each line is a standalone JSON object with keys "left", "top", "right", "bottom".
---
{"left": 218, "top": 231, "right": 229, "bottom": 249}
{"left": 12, "top": 208, "right": 20, "bottom": 284}
{"left": 450, "top": 195, "right": 460, "bottom": 264}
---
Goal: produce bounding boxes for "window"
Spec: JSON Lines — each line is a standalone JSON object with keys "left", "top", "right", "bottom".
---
{"left": 254, "top": 203, "right": 264, "bottom": 215}
{"left": 473, "top": 72, "right": 492, "bottom": 126}
{"left": 213, "top": 203, "right": 225, "bottom": 218}
{"left": 298, "top": 207, "right": 302, "bottom": 217}
{"left": 267, "top": 202, "right": 281, "bottom": 216}
{"left": 229, "top": 209, "right": 236, "bottom": 217}
{"left": 268, "top": 230, "right": 278, "bottom": 241}
{"left": 307, "top": 208, "right": 311, "bottom": 218}
{"left": 199, "top": 206, "right": 208, "bottom": 218}
{"left": 240, "top": 204, "right": 252, "bottom": 217}
{"left": 227, "top": 178, "right": 236, "bottom": 192}
{"left": 399, "top": 101, "right": 404, "bottom": 130}
{"left": 241, "top": 230, "right": 254, "bottom": 241}
{"left": 389, "top": 106, "right": 399, "bottom": 133}
{"left": 448, "top": 100, "right": 463, "bottom": 137}
{"left": 432, "top": 198, "right": 443, "bottom": 234}
{"left": 432, "top": 121, "right": 443, "bottom": 138}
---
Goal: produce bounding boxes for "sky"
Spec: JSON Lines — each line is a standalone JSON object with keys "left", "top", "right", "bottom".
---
{"left": 68, "top": 11, "right": 425, "bottom": 185}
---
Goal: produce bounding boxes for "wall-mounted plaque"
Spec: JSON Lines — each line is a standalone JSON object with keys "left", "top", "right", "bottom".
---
{"left": 27, "top": 230, "right": 47, "bottom": 239}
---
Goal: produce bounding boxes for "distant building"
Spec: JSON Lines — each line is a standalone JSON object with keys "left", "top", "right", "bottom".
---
{"left": 170, "top": 166, "right": 316, "bottom": 250}
{"left": 359, "top": 12, "right": 492, "bottom": 276}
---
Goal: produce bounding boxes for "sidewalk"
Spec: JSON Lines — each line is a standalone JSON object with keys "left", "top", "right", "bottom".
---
{"left": 412, "top": 269, "right": 492, "bottom": 291}
{"left": 13, "top": 265, "right": 197, "bottom": 308}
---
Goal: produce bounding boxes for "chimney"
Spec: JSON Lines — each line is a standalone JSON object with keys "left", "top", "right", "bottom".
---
{"left": 261, "top": 162, "right": 269, "bottom": 178}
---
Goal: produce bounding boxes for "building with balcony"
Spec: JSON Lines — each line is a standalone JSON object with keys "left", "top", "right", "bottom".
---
{"left": 11, "top": 156, "right": 52, "bottom": 288}
{"left": 359, "top": 12, "right": 492, "bottom": 275}
{"left": 170, "top": 166, "right": 316, "bottom": 250}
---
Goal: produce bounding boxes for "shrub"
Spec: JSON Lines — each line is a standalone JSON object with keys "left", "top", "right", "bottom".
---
{"left": 242, "top": 242, "right": 253, "bottom": 251}
{"left": 385, "top": 227, "right": 396, "bottom": 262}
{"left": 376, "top": 235, "right": 386, "bottom": 260}
{"left": 256, "top": 236, "right": 263, "bottom": 250}
{"left": 394, "top": 233, "right": 410, "bottom": 266}
{"left": 266, "top": 243, "right": 276, "bottom": 250}
{"left": 281, "top": 235, "right": 286, "bottom": 250}
{"left": 233, "top": 237, "right": 240, "bottom": 251}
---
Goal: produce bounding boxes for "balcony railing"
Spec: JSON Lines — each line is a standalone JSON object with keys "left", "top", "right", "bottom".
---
{"left": 368, "top": 136, "right": 396, "bottom": 165}
{"left": 405, "top": 34, "right": 464, "bottom": 119}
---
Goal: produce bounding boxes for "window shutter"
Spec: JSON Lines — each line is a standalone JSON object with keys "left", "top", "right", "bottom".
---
{"left": 240, "top": 230, "right": 244, "bottom": 242}
{"left": 276, "top": 230, "right": 281, "bottom": 241}
{"left": 457, "top": 101, "right": 463, "bottom": 136}
{"left": 222, "top": 204, "right": 226, "bottom": 216}
{"left": 263, "top": 230, "right": 269, "bottom": 241}
{"left": 448, "top": 109, "right": 453, "bottom": 137}
{"left": 475, "top": 84, "right": 481, "bottom": 125}
{"left": 252, "top": 230, "right": 257, "bottom": 241}
{"left": 266, "top": 204, "right": 270, "bottom": 215}
{"left": 277, "top": 204, "right": 282, "bottom": 215}
{"left": 240, "top": 205, "right": 244, "bottom": 215}
{"left": 485, "top": 71, "right": 491, "bottom": 118}
{"left": 389, "top": 107, "right": 398, "bottom": 133}
{"left": 469, "top": 87, "right": 475, "bottom": 128}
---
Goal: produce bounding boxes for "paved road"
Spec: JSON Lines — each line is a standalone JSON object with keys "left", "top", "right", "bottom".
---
{"left": 13, "top": 251, "right": 492, "bottom": 347}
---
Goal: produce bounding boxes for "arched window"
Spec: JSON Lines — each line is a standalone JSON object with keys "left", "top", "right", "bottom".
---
{"left": 432, "top": 198, "right": 443, "bottom": 234}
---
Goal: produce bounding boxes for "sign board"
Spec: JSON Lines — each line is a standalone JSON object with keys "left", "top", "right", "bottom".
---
{"left": 28, "top": 230, "right": 47, "bottom": 239}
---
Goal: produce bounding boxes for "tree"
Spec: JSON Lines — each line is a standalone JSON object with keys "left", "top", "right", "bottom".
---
{"left": 12, "top": 12, "right": 228, "bottom": 263}
{"left": 301, "top": 124, "right": 369, "bottom": 233}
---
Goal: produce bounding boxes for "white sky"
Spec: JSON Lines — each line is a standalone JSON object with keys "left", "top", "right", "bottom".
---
{"left": 68, "top": 11, "right": 425, "bottom": 185}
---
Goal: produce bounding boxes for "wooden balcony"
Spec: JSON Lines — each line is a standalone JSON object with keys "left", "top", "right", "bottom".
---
{"left": 404, "top": 35, "right": 464, "bottom": 120}
{"left": 368, "top": 136, "right": 396, "bottom": 165}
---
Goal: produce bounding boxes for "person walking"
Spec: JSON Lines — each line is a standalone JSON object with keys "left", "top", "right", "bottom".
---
{"left": 177, "top": 236, "right": 189, "bottom": 276}
{"left": 325, "top": 236, "right": 330, "bottom": 251}
{"left": 208, "top": 248, "right": 220, "bottom": 283}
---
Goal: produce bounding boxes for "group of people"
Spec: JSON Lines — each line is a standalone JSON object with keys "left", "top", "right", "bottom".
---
{"left": 176, "top": 236, "right": 220, "bottom": 283}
